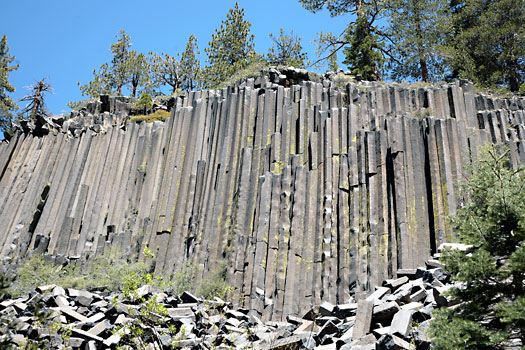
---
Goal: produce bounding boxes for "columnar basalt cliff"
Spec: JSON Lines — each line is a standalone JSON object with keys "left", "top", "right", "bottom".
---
{"left": 1, "top": 70, "right": 524, "bottom": 321}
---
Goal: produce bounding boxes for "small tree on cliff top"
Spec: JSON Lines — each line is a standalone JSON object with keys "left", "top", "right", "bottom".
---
{"left": 429, "top": 144, "right": 525, "bottom": 349}
{"left": 267, "top": 28, "right": 308, "bottom": 68}
{"left": 203, "top": 3, "right": 258, "bottom": 88}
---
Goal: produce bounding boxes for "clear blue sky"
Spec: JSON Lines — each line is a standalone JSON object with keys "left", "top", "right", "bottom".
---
{"left": 2, "top": 0, "right": 353, "bottom": 116}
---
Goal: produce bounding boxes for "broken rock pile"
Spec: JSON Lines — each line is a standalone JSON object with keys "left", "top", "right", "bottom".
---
{"left": 0, "top": 248, "right": 463, "bottom": 349}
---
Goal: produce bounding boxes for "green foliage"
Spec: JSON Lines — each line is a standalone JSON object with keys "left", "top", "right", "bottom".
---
{"left": 384, "top": 0, "right": 448, "bottom": 82}
{"left": 173, "top": 260, "right": 198, "bottom": 295}
{"left": 78, "top": 63, "right": 113, "bottom": 97}
{"left": 267, "top": 28, "right": 308, "bottom": 68}
{"left": 79, "top": 30, "right": 148, "bottom": 97}
{"left": 445, "top": 0, "right": 525, "bottom": 91}
{"left": 520, "top": 83, "right": 525, "bottom": 96}
{"left": 331, "top": 72, "right": 355, "bottom": 90}
{"left": 0, "top": 35, "right": 19, "bottom": 131}
{"left": 129, "top": 109, "right": 170, "bottom": 123}
{"left": 218, "top": 60, "right": 267, "bottom": 88}
{"left": 9, "top": 248, "right": 149, "bottom": 296}
{"left": 328, "top": 51, "right": 339, "bottom": 72}
{"left": 134, "top": 92, "right": 153, "bottom": 111}
{"left": 203, "top": 2, "right": 259, "bottom": 89}
{"left": 179, "top": 34, "right": 201, "bottom": 91}
{"left": 299, "top": 0, "right": 367, "bottom": 16}
{"left": 149, "top": 35, "right": 201, "bottom": 94}
{"left": 126, "top": 51, "right": 151, "bottom": 98}
{"left": 196, "top": 260, "right": 232, "bottom": 300}
{"left": 311, "top": 31, "right": 344, "bottom": 71}
{"left": 109, "top": 30, "right": 132, "bottom": 96}
{"left": 429, "top": 144, "right": 525, "bottom": 349}
{"left": 343, "top": 15, "right": 385, "bottom": 81}
{"left": 149, "top": 52, "right": 181, "bottom": 94}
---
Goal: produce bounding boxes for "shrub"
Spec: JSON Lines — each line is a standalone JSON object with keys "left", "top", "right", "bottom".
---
{"left": 129, "top": 109, "right": 170, "bottom": 123}
{"left": 9, "top": 248, "right": 149, "bottom": 296}
{"left": 134, "top": 92, "right": 153, "bottom": 111}
{"left": 429, "top": 144, "right": 525, "bottom": 349}
{"left": 218, "top": 61, "right": 268, "bottom": 89}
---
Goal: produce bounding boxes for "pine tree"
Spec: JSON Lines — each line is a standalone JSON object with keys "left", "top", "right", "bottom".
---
{"left": 109, "top": 30, "right": 132, "bottom": 96}
{"left": 445, "top": 0, "right": 525, "bottom": 91}
{"left": 179, "top": 34, "right": 200, "bottom": 91}
{"left": 0, "top": 35, "right": 19, "bottom": 131}
{"left": 126, "top": 51, "right": 150, "bottom": 98}
{"left": 299, "top": 0, "right": 366, "bottom": 16}
{"left": 267, "top": 28, "right": 308, "bottom": 68}
{"left": 384, "top": 0, "right": 448, "bottom": 82}
{"left": 343, "top": 15, "right": 385, "bottom": 80}
{"left": 78, "top": 30, "right": 132, "bottom": 97}
{"left": 203, "top": 3, "right": 257, "bottom": 88}
{"left": 301, "top": 0, "right": 385, "bottom": 76}
{"left": 429, "top": 144, "right": 525, "bottom": 349}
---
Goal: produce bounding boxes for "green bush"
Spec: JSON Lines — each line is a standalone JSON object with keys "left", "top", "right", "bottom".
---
{"left": 129, "top": 109, "right": 170, "bottom": 123}
{"left": 218, "top": 61, "right": 268, "bottom": 89}
{"left": 429, "top": 144, "right": 525, "bottom": 349}
{"left": 134, "top": 92, "right": 153, "bottom": 111}
{"left": 9, "top": 248, "right": 149, "bottom": 296}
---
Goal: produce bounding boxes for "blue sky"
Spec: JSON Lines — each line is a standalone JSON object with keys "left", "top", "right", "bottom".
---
{"left": 2, "top": 0, "right": 353, "bottom": 116}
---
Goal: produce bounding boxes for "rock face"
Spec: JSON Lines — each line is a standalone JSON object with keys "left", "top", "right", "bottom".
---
{"left": 1, "top": 75, "right": 525, "bottom": 321}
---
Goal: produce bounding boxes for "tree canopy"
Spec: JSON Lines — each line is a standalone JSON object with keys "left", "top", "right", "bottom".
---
{"left": 384, "top": 0, "right": 448, "bottom": 82}
{"left": 0, "top": 35, "right": 19, "bottom": 130}
{"left": 429, "top": 144, "right": 525, "bottom": 349}
{"left": 202, "top": 2, "right": 258, "bottom": 88}
{"left": 267, "top": 29, "right": 308, "bottom": 68}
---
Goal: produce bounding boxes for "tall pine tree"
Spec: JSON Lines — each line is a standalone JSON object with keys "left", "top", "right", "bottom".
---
{"left": 384, "top": 0, "right": 448, "bottom": 82}
{"left": 203, "top": 3, "right": 257, "bottom": 88}
{"left": 343, "top": 15, "right": 385, "bottom": 80}
{"left": 179, "top": 34, "right": 201, "bottom": 91}
{"left": 445, "top": 0, "right": 524, "bottom": 91}
{"left": 0, "top": 35, "right": 19, "bottom": 131}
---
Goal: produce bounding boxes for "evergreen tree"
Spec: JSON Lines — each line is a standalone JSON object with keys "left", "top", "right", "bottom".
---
{"left": 203, "top": 3, "right": 257, "bottom": 88}
{"left": 267, "top": 28, "right": 308, "bottom": 68}
{"left": 384, "top": 0, "right": 449, "bottom": 82}
{"left": 343, "top": 15, "right": 385, "bottom": 80}
{"left": 0, "top": 35, "right": 19, "bottom": 131}
{"left": 109, "top": 30, "right": 132, "bottom": 96}
{"left": 126, "top": 51, "right": 150, "bottom": 98}
{"left": 179, "top": 34, "right": 201, "bottom": 91}
{"left": 328, "top": 51, "right": 339, "bottom": 72}
{"left": 445, "top": 0, "right": 524, "bottom": 91}
{"left": 301, "top": 0, "right": 385, "bottom": 77}
{"left": 429, "top": 144, "right": 525, "bottom": 349}
{"left": 78, "top": 63, "right": 113, "bottom": 98}
{"left": 299, "top": 0, "right": 366, "bottom": 16}
{"left": 78, "top": 30, "right": 132, "bottom": 97}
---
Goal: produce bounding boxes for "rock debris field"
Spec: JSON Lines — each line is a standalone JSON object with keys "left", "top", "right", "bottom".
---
{"left": 1, "top": 244, "right": 471, "bottom": 350}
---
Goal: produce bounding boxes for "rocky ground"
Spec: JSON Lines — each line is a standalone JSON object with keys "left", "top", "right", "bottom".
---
{"left": 0, "top": 244, "right": 473, "bottom": 350}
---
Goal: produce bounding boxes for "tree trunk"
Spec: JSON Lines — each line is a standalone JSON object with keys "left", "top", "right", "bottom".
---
{"left": 509, "top": 76, "right": 520, "bottom": 92}
{"left": 420, "top": 58, "right": 429, "bottom": 83}
{"left": 413, "top": 0, "right": 429, "bottom": 82}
